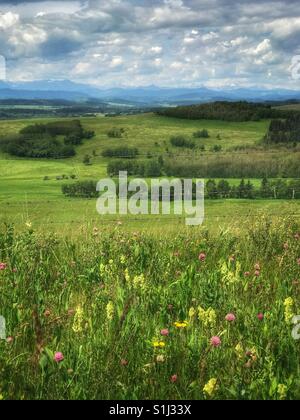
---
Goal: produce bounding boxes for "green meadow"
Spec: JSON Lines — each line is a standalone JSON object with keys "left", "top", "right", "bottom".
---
{"left": 1, "top": 113, "right": 299, "bottom": 234}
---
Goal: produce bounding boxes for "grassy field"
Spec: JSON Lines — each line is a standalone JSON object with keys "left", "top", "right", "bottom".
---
{"left": 1, "top": 112, "right": 299, "bottom": 234}
{"left": 0, "top": 219, "right": 300, "bottom": 400}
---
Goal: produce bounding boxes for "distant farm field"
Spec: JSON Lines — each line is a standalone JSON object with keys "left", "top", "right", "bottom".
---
{"left": 0, "top": 113, "right": 299, "bottom": 235}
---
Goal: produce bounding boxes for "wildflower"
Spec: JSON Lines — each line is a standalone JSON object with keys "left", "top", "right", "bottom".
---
{"left": 121, "top": 359, "right": 128, "bottom": 366}
{"left": 188, "top": 307, "right": 196, "bottom": 319}
{"left": 153, "top": 341, "right": 165, "bottom": 348}
{"left": 132, "top": 274, "right": 146, "bottom": 291}
{"left": 225, "top": 313, "right": 236, "bottom": 322}
{"left": 160, "top": 329, "right": 169, "bottom": 337}
{"left": 229, "top": 255, "right": 235, "bottom": 263}
{"left": 170, "top": 374, "right": 178, "bottom": 383}
{"left": 254, "top": 270, "right": 260, "bottom": 277}
{"left": 106, "top": 301, "right": 115, "bottom": 321}
{"left": 284, "top": 297, "right": 294, "bottom": 324}
{"left": 244, "top": 271, "right": 250, "bottom": 277}
{"left": 0, "top": 263, "right": 7, "bottom": 271}
{"left": 210, "top": 336, "right": 221, "bottom": 347}
{"left": 72, "top": 305, "right": 84, "bottom": 333}
{"left": 198, "top": 306, "right": 216, "bottom": 327}
{"left": 124, "top": 268, "right": 130, "bottom": 283}
{"left": 199, "top": 253, "right": 206, "bottom": 262}
{"left": 156, "top": 355, "right": 165, "bottom": 363}
{"left": 257, "top": 313, "right": 264, "bottom": 321}
{"left": 294, "top": 233, "right": 300, "bottom": 240}
{"left": 203, "top": 378, "right": 218, "bottom": 397}
{"left": 174, "top": 321, "right": 188, "bottom": 329}
{"left": 109, "top": 259, "right": 114, "bottom": 265}
{"left": 283, "top": 242, "right": 289, "bottom": 250}
{"left": 6, "top": 336, "right": 13, "bottom": 345}
{"left": 167, "top": 304, "right": 174, "bottom": 311}
{"left": 54, "top": 352, "right": 64, "bottom": 363}
{"left": 100, "top": 263, "right": 106, "bottom": 276}
{"left": 254, "top": 263, "right": 261, "bottom": 271}
{"left": 277, "top": 384, "right": 288, "bottom": 400}
{"left": 235, "top": 343, "right": 244, "bottom": 359}
{"left": 120, "top": 255, "right": 126, "bottom": 265}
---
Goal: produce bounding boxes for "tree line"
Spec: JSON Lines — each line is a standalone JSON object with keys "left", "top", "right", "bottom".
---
{"left": 264, "top": 114, "right": 300, "bottom": 144}
{"left": 61, "top": 177, "right": 300, "bottom": 200}
{"left": 157, "top": 101, "right": 288, "bottom": 122}
{"left": 106, "top": 152, "right": 300, "bottom": 179}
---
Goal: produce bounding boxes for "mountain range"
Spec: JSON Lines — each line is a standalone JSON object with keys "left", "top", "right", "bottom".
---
{"left": 0, "top": 80, "right": 300, "bottom": 105}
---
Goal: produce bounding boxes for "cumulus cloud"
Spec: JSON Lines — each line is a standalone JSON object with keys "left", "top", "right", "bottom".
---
{"left": 0, "top": 0, "right": 299, "bottom": 88}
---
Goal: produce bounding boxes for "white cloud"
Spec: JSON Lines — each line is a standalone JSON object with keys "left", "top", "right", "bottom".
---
{"left": 0, "top": 12, "right": 19, "bottom": 29}
{"left": 110, "top": 56, "right": 123, "bottom": 68}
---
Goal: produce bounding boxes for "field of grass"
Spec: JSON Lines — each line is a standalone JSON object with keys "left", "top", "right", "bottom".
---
{"left": 0, "top": 219, "right": 300, "bottom": 400}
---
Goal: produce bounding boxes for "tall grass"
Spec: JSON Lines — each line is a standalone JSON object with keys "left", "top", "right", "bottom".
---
{"left": 0, "top": 218, "right": 300, "bottom": 400}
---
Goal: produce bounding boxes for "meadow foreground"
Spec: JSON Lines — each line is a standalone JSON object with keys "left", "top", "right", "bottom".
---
{"left": 0, "top": 218, "right": 299, "bottom": 400}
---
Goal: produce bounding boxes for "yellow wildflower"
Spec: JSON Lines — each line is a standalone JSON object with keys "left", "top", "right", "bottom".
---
{"left": 277, "top": 384, "right": 288, "bottom": 400}
{"left": 189, "top": 307, "right": 196, "bottom": 319}
{"left": 235, "top": 343, "right": 244, "bottom": 359}
{"left": 174, "top": 321, "right": 188, "bottom": 329}
{"left": 203, "top": 378, "right": 218, "bottom": 397}
{"left": 120, "top": 255, "right": 126, "bottom": 265}
{"left": 72, "top": 305, "right": 84, "bottom": 334}
{"left": 125, "top": 268, "right": 130, "bottom": 283}
{"left": 100, "top": 263, "right": 106, "bottom": 276}
{"left": 106, "top": 301, "right": 114, "bottom": 321}
{"left": 153, "top": 341, "right": 165, "bottom": 348}
{"left": 109, "top": 259, "right": 114, "bottom": 265}
{"left": 132, "top": 274, "right": 146, "bottom": 291}
{"left": 198, "top": 306, "right": 216, "bottom": 327}
{"left": 284, "top": 297, "right": 294, "bottom": 324}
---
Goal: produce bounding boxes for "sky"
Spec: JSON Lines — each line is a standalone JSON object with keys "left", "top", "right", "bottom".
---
{"left": 0, "top": 0, "right": 300, "bottom": 89}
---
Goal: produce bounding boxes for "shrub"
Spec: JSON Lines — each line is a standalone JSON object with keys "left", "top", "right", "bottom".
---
{"left": 170, "top": 136, "right": 195, "bottom": 149}
{"left": 62, "top": 180, "right": 98, "bottom": 198}
{"left": 193, "top": 129, "right": 210, "bottom": 138}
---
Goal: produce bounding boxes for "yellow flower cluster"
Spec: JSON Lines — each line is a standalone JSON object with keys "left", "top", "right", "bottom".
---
{"left": 235, "top": 343, "right": 244, "bottom": 359}
{"left": 106, "top": 301, "right": 115, "bottom": 321}
{"left": 277, "top": 384, "right": 288, "bottom": 400}
{"left": 203, "top": 378, "right": 218, "bottom": 397}
{"left": 72, "top": 305, "right": 84, "bottom": 334}
{"left": 124, "top": 268, "right": 130, "bottom": 283}
{"left": 133, "top": 274, "right": 146, "bottom": 291}
{"left": 188, "top": 307, "right": 196, "bottom": 319}
{"left": 174, "top": 321, "right": 188, "bottom": 329}
{"left": 284, "top": 297, "right": 294, "bottom": 324}
{"left": 153, "top": 341, "right": 165, "bottom": 348}
{"left": 124, "top": 270, "right": 147, "bottom": 292}
{"left": 198, "top": 306, "right": 216, "bottom": 327}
